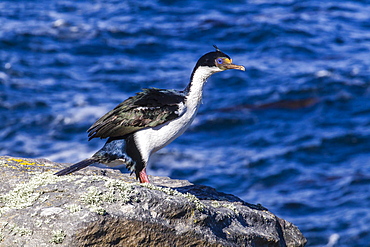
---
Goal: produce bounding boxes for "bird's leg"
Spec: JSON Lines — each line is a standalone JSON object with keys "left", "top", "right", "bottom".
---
{"left": 138, "top": 168, "right": 150, "bottom": 183}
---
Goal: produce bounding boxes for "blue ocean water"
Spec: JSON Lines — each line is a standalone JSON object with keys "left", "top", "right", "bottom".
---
{"left": 0, "top": 0, "right": 369, "bottom": 245}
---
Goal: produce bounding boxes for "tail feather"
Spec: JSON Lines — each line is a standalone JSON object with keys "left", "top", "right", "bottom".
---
{"left": 54, "top": 158, "right": 97, "bottom": 176}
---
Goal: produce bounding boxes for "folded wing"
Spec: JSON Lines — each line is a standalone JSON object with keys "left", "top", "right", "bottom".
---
{"left": 87, "top": 88, "right": 186, "bottom": 140}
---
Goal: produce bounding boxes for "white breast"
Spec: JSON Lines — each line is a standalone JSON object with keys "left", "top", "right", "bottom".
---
{"left": 133, "top": 100, "right": 199, "bottom": 164}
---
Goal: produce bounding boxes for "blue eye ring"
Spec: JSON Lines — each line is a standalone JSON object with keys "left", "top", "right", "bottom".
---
{"left": 216, "top": 58, "right": 223, "bottom": 64}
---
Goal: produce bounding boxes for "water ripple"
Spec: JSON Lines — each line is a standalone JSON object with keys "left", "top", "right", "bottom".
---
{"left": 0, "top": 0, "right": 369, "bottom": 245}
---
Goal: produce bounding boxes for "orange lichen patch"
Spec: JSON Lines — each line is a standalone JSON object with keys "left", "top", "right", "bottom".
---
{"left": 0, "top": 157, "right": 51, "bottom": 172}
{"left": 7, "top": 158, "right": 37, "bottom": 166}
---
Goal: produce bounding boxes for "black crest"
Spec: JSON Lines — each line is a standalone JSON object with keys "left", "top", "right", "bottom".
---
{"left": 213, "top": 44, "right": 221, "bottom": 51}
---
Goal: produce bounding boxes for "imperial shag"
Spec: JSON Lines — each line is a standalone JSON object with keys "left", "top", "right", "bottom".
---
{"left": 55, "top": 46, "right": 245, "bottom": 183}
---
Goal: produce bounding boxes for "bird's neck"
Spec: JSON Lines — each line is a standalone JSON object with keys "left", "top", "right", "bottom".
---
{"left": 184, "top": 66, "right": 220, "bottom": 106}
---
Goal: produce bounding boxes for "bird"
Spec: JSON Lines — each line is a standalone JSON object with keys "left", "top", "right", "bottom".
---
{"left": 54, "top": 46, "right": 245, "bottom": 183}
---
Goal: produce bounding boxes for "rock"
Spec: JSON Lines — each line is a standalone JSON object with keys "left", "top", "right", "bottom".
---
{"left": 0, "top": 156, "right": 307, "bottom": 246}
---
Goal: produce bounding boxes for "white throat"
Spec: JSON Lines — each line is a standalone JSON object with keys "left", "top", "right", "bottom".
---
{"left": 186, "top": 66, "right": 222, "bottom": 107}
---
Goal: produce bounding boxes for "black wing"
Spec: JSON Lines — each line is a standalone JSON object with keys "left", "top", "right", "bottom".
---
{"left": 87, "top": 88, "right": 186, "bottom": 140}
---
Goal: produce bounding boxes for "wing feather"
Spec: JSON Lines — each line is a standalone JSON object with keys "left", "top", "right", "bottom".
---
{"left": 87, "top": 88, "right": 186, "bottom": 140}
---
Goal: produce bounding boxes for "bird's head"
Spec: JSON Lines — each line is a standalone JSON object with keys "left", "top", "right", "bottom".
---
{"left": 194, "top": 45, "right": 245, "bottom": 73}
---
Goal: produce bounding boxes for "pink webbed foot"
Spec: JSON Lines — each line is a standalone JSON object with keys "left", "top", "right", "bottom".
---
{"left": 138, "top": 168, "right": 150, "bottom": 183}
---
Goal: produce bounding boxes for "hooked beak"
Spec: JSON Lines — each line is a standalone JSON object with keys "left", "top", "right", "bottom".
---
{"left": 223, "top": 64, "right": 245, "bottom": 71}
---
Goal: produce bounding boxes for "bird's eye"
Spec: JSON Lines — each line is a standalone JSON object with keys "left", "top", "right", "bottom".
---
{"left": 216, "top": 58, "right": 223, "bottom": 64}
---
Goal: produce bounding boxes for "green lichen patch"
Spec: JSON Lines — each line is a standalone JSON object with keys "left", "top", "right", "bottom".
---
{"left": 49, "top": 230, "right": 66, "bottom": 244}
{"left": 9, "top": 225, "right": 32, "bottom": 236}
{"left": 79, "top": 177, "right": 207, "bottom": 214}
{"left": 104, "top": 177, "right": 133, "bottom": 192}
{"left": 104, "top": 177, "right": 135, "bottom": 203}
{"left": 0, "top": 172, "right": 76, "bottom": 215}
{"left": 80, "top": 177, "right": 137, "bottom": 214}
{"left": 89, "top": 205, "right": 107, "bottom": 215}
{"left": 81, "top": 186, "right": 116, "bottom": 205}
{"left": 80, "top": 186, "right": 116, "bottom": 215}
{"left": 65, "top": 204, "right": 82, "bottom": 213}
{"left": 211, "top": 201, "right": 239, "bottom": 214}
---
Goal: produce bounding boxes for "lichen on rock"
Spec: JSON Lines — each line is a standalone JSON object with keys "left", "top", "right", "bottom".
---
{"left": 0, "top": 156, "right": 307, "bottom": 247}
